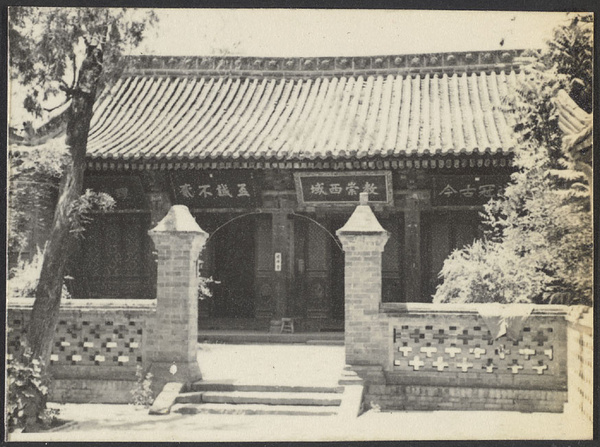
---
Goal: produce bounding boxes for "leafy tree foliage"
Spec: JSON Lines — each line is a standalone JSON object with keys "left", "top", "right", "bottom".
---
{"left": 434, "top": 14, "right": 593, "bottom": 306}
{"left": 7, "top": 141, "right": 66, "bottom": 258}
{"left": 8, "top": 6, "right": 157, "bottom": 432}
{"left": 130, "top": 365, "right": 154, "bottom": 408}
{"left": 544, "top": 14, "right": 593, "bottom": 114}
{"left": 10, "top": 7, "right": 156, "bottom": 117}
{"left": 8, "top": 7, "right": 157, "bottom": 371}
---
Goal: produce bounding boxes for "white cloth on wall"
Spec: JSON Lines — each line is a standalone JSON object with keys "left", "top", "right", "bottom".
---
{"left": 477, "top": 303, "right": 535, "bottom": 340}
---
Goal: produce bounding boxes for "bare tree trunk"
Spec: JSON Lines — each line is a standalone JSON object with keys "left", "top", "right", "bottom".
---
{"left": 27, "top": 45, "right": 102, "bottom": 363}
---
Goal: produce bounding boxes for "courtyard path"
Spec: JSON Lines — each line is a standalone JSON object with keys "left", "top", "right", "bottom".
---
{"left": 7, "top": 343, "right": 593, "bottom": 442}
{"left": 196, "top": 342, "right": 345, "bottom": 386}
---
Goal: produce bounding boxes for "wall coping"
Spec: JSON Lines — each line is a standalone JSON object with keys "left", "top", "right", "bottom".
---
{"left": 7, "top": 297, "right": 157, "bottom": 311}
{"left": 564, "top": 305, "right": 593, "bottom": 325}
{"left": 381, "top": 302, "right": 568, "bottom": 316}
{"left": 8, "top": 299, "right": 574, "bottom": 317}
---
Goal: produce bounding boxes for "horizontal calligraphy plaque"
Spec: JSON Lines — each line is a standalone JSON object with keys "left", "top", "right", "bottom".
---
{"left": 294, "top": 171, "right": 393, "bottom": 206}
{"left": 169, "top": 170, "right": 258, "bottom": 208}
{"left": 432, "top": 175, "right": 509, "bottom": 206}
{"left": 83, "top": 176, "right": 148, "bottom": 210}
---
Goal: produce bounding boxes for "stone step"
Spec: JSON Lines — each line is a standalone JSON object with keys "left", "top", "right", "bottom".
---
{"left": 176, "top": 390, "right": 342, "bottom": 406}
{"left": 306, "top": 339, "right": 344, "bottom": 346}
{"left": 189, "top": 381, "right": 343, "bottom": 394}
{"left": 172, "top": 403, "right": 338, "bottom": 416}
{"left": 197, "top": 331, "right": 344, "bottom": 344}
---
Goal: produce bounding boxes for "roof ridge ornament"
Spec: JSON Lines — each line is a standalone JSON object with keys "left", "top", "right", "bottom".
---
{"left": 124, "top": 49, "right": 527, "bottom": 76}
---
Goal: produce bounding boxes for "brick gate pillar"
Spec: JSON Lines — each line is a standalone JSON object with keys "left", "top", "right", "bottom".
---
{"left": 147, "top": 205, "right": 208, "bottom": 390}
{"left": 337, "top": 193, "right": 389, "bottom": 367}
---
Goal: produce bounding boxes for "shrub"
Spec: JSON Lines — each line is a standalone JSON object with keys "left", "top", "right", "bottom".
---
{"left": 7, "top": 246, "right": 71, "bottom": 299}
{"left": 130, "top": 365, "right": 154, "bottom": 408}
{"left": 198, "top": 275, "right": 219, "bottom": 301}
{"left": 6, "top": 349, "right": 58, "bottom": 432}
{"left": 433, "top": 239, "right": 550, "bottom": 304}
{"left": 434, "top": 15, "right": 592, "bottom": 306}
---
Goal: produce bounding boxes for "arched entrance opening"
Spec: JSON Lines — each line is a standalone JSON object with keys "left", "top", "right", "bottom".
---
{"left": 209, "top": 215, "right": 256, "bottom": 318}
{"left": 289, "top": 211, "right": 405, "bottom": 329}
{"left": 195, "top": 212, "right": 265, "bottom": 330}
{"left": 193, "top": 209, "right": 404, "bottom": 333}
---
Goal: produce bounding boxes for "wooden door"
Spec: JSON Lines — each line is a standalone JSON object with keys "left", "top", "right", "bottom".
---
{"left": 328, "top": 216, "right": 346, "bottom": 321}
{"left": 291, "top": 218, "right": 308, "bottom": 319}
{"left": 211, "top": 216, "right": 256, "bottom": 318}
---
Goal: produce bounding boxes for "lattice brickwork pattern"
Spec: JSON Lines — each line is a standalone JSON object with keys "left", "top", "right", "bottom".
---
{"left": 393, "top": 315, "right": 560, "bottom": 384}
{"left": 391, "top": 313, "right": 567, "bottom": 390}
{"left": 7, "top": 305, "right": 154, "bottom": 376}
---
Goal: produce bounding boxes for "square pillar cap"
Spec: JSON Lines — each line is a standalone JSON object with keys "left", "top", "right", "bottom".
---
{"left": 336, "top": 192, "right": 387, "bottom": 236}
{"left": 148, "top": 205, "right": 207, "bottom": 235}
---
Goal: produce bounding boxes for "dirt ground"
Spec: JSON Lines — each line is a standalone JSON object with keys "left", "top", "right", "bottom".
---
{"left": 7, "top": 343, "right": 593, "bottom": 442}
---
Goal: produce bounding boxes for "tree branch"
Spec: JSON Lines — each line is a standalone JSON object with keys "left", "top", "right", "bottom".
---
{"left": 71, "top": 55, "right": 77, "bottom": 90}
{"left": 43, "top": 98, "right": 72, "bottom": 113}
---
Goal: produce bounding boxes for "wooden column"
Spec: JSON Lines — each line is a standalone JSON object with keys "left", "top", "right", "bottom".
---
{"left": 142, "top": 171, "right": 172, "bottom": 228}
{"left": 271, "top": 209, "right": 292, "bottom": 319}
{"left": 404, "top": 192, "right": 423, "bottom": 301}
{"left": 254, "top": 215, "right": 275, "bottom": 320}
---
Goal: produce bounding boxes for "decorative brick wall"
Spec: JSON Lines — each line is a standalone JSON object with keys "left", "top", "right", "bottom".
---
{"left": 338, "top": 195, "right": 570, "bottom": 413}
{"left": 6, "top": 298, "right": 156, "bottom": 403}
{"left": 566, "top": 306, "right": 593, "bottom": 424}
{"left": 376, "top": 303, "right": 568, "bottom": 412}
{"left": 7, "top": 205, "right": 209, "bottom": 403}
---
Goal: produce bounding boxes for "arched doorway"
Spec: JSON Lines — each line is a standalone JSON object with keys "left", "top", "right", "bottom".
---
{"left": 195, "top": 210, "right": 405, "bottom": 332}
{"left": 288, "top": 211, "right": 404, "bottom": 331}
{"left": 196, "top": 212, "right": 265, "bottom": 330}
{"left": 210, "top": 215, "right": 256, "bottom": 318}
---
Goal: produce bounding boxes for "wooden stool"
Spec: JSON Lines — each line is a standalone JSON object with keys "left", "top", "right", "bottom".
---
{"left": 280, "top": 318, "right": 294, "bottom": 334}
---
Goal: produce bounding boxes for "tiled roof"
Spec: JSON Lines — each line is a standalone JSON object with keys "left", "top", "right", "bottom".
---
{"left": 87, "top": 50, "right": 525, "bottom": 163}
{"left": 555, "top": 89, "right": 592, "bottom": 152}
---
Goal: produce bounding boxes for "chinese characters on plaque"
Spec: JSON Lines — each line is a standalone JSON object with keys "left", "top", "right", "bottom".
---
{"left": 83, "top": 176, "right": 148, "bottom": 210}
{"left": 294, "top": 171, "right": 393, "bottom": 205}
{"left": 170, "top": 171, "right": 258, "bottom": 208}
{"left": 432, "top": 175, "right": 509, "bottom": 206}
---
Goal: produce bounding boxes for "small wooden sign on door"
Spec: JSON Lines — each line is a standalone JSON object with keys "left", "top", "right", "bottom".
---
{"left": 274, "top": 252, "right": 282, "bottom": 272}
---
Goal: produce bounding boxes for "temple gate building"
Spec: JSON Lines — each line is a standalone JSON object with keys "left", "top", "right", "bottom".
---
{"left": 33, "top": 50, "right": 526, "bottom": 332}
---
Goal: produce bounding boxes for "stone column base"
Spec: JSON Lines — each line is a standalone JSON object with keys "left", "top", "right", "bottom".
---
{"left": 339, "top": 365, "right": 364, "bottom": 385}
{"left": 340, "top": 364, "right": 385, "bottom": 385}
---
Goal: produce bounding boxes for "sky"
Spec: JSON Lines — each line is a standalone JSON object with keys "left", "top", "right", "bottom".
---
{"left": 10, "top": 9, "right": 573, "bottom": 127}
{"left": 137, "top": 9, "right": 571, "bottom": 57}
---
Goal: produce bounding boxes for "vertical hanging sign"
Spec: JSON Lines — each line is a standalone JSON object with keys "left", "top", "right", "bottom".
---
{"left": 274, "top": 253, "right": 282, "bottom": 272}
